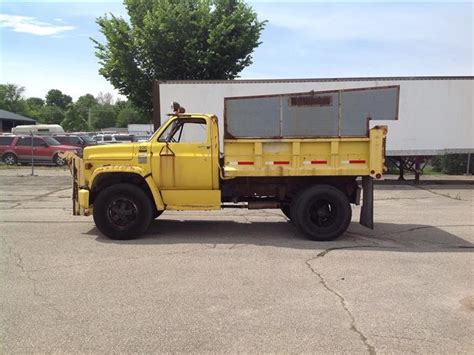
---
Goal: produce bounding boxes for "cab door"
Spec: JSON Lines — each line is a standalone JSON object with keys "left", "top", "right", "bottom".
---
{"left": 152, "top": 117, "right": 213, "bottom": 190}
{"left": 150, "top": 117, "right": 220, "bottom": 210}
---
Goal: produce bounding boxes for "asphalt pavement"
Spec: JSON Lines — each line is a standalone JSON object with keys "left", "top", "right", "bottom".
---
{"left": 0, "top": 167, "right": 473, "bottom": 353}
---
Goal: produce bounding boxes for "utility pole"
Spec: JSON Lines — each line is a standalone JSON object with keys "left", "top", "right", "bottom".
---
{"left": 88, "top": 108, "right": 92, "bottom": 128}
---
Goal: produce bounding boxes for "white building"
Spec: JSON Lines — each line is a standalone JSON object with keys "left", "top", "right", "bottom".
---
{"left": 154, "top": 76, "right": 473, "bottom": 156}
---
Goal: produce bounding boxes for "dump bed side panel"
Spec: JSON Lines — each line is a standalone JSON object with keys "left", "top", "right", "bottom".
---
{"left": 224, "top": 86, "right": 399, "bottom": 139}
{"left": 223, "top": 127, "right": 387, "bottom": 178}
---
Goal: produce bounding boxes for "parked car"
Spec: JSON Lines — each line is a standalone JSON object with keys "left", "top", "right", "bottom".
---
{"left": 132, "top": 135, "right": 151, "bottom": 142}
{"left": 0, "top": 135, "right": 81, "bottom": 166}
{"left": 53, "top": 134, "right": 97, "bottom": 148}
{"left": 94, "top": 134, "right": 134, "bottom": 144}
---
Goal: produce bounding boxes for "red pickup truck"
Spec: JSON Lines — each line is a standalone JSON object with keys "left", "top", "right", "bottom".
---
{"left": 0, "top": 135, "right": 81, "bottom": 166}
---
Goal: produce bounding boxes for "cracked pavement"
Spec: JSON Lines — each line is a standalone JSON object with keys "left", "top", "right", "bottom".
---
{"left": 0, "top": 167, "right": 473, "bottom": 353}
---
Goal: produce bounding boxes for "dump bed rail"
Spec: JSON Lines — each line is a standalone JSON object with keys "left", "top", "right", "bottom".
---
{"left": 224, "top": 126, "right": 387, "bottom": 179}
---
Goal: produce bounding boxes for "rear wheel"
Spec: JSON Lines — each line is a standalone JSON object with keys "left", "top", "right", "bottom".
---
{"left": 293, "top": 185, "right": 352, "bottom": 241}
{"left": 3, "top": 153, "right": 18, "bottom": 166}
{"left": 93, "top": 183, "right": 152, "bottom": 240}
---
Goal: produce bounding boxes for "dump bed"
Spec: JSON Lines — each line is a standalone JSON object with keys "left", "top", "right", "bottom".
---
{"left": 223, "top": 86, "right": 398, "bottom": 178}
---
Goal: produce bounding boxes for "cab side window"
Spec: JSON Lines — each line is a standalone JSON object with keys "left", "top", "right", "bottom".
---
{"left": 159, "top": 119, "right": 207, "bottom": 143}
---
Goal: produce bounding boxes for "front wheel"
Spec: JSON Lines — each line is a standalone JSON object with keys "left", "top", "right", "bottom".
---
{"left": 53, "top": 154, "right": 66, "bottom": 166}
{"left": 93, "top": 183, "right": 153, "bottom": 240}
{"left": 293, "top": 185, "right": 352, "bottom": 241}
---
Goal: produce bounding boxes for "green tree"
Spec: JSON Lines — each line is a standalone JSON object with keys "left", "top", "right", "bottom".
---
{"left": 431, "top": 154, "right": 473, "bottom": 175}
{"left": 93, "top": 0, "right": 266, "bottom": 112}
{"left": 45, "top": 89, "right": 73, "bottom": 109}
{"left": 75, "top": 94, "right": 98, "bottom": 126}
{"left": 39, "top": 105, "right": 65, "bottom": 124}
{"left": 61, "top": 105, "right": 90, "bottom": 132}
{"left": 76, "top": 94, "right": 98, "bottom": 109}
{"left": 91, "top": 104, "right": 117, "bottom": 129}
{"left": 116, "top": 105, "right": 149, "bottom": 127}
{"left": 25, "top": 97, "right": 45, "bottom": 120}
{"left": 0, "top": 83, "right": 27, "bottom": 113}
{"left": 26, "top": 97, "right": 45, "bottom": 109}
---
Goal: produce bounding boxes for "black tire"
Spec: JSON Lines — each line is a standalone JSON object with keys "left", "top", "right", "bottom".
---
{"left": 3, "top": 153, "right": 18, "bottom": 166}
{"left": 53, "top": 153, "right": 66, "bottom": 166}
{"left": 93, "top": 183, "right": 153, "bottom": 240}
{"left": 281, "top": 205, "right": 291, "bottom": 220}
{"left": 293, "top": 185, "right": 352, "bottom": 241}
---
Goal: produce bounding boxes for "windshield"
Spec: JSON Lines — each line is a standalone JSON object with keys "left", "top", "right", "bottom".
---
{"left": 158, "top": 120, "right": 178, "bottom": 142}
{"left": 43, "top": 136, "right": 61, "bottom": 146}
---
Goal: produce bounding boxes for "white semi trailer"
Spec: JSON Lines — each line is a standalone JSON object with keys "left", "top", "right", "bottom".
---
{"left": 153, "top": 76, "right": 473, "bottom": 178}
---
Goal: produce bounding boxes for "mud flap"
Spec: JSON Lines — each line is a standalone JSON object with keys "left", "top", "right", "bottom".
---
{"left": 360, "top": 176, "right": 374, "bottom": 229}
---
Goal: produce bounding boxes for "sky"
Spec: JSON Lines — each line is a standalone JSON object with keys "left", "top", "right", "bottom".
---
{"left": 0, "top": 0, "right": 472, "bottom": 101}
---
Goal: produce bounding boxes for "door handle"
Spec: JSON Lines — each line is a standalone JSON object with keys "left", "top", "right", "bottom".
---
{"left": 198, "top": 145, "right": 211, "bottom": 149}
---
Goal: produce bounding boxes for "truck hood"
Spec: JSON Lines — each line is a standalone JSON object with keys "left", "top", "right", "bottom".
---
{"left": 84, "top": 143, "right": 135, "bottom": 161}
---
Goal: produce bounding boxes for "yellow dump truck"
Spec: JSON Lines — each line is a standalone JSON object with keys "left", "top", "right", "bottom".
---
{"left": 64, "top": 86, "right": 399, "bottom": 241}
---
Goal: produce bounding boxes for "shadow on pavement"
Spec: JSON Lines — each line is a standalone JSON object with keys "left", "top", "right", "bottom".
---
{"left": 89, "top": 218, "right": 474, "bottom": 252}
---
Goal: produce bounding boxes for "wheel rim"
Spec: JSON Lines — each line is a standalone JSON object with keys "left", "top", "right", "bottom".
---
{"left": 308, "top": 199, "right": 337, "bottom": 228}
{"left": 56, "top": 157, "right": 65, "bottom": 166}
{"left": 107, "top": 198, "right": 138, "bottom": 228}
{"left": 4, "top": 155, "right": 15, "bottom": 165}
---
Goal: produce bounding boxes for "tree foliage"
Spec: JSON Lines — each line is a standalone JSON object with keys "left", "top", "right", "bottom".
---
{"left": 91, "top": 104, "right": 117, "bottom": 129}
{"left": 62, "top": 105, "right": 90, "bottom": 132}
{"left": 116, "top": 105, "right": 149, "bottom": 127}
{"left": 26, "top": 97, "right": 45, "bottom": 109}
{"left": 93, "top": 0, "right": 266, "bottom": 112}
{"left": 0, "top": 83, "right": 26, "bottom": 113}
{"left": 431, "top": 154, "right": 473, "bottom": 175}
{"left": 76, "top": 94, "right": 98, "bottom": 110}
{"left": 46, "top": 89, "right": 73, "bottom": 109}
{"left": 39, "top": 105, "right": 65, "bottom": 124}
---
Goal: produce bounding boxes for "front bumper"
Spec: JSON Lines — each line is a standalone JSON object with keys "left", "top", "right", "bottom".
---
{"left": 60, "top": 151, "right": 90, "bottom": 216}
